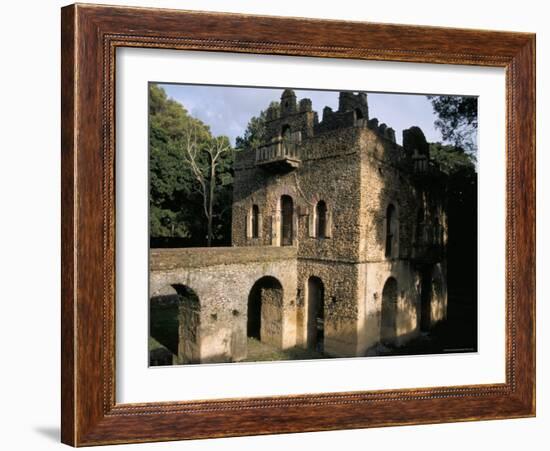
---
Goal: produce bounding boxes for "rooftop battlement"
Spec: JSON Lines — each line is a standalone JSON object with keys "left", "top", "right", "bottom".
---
{"left": 234, "top": 89, "right": 436, "bottom": 177}
{"left": 262, "top": 89, "right": 400, "bottom": 144}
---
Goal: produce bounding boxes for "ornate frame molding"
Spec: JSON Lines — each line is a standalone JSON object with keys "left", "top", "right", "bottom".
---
{"left": 61, "top": 4, "right": 535, "bottom": 446}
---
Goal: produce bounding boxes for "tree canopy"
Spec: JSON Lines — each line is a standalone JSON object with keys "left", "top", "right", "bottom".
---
{"left": 427, "top": 95, "right": 478, "bottom": 154}
{"left": 149, "top": 84, "right": 234, "bottom": 247}
{"left": 429, "top": 142, "right": 476, "bottom": 175}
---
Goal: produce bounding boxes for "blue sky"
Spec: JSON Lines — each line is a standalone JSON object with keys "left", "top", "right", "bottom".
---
{"left": 158, "top": 83, "right": 444, "bottom": 146}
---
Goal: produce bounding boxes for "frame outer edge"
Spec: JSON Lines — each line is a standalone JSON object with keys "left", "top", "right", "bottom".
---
{"left": 60, "top": 3, "right": 537, "bottom": 446}
{"left": 61, "top": 3, "right": 77, "bottom": 447}
{"left": 515, "top": 35, "right": 536, "bottom": 415}
{"left": 531, "top": 35, "right": 536, "bottom": 416}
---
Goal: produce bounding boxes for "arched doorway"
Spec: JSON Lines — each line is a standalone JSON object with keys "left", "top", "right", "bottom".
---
{"left": 307, "top": 276, "right": 325, "bottom": 352}
{"left": 247, "top": 276, "right": 284, "bottom": 344}
{"left": 280, "top": 195, "right": 294, "bottom": 246}
{"left": 380, "top": 277, "right": 398, "bottom": 344}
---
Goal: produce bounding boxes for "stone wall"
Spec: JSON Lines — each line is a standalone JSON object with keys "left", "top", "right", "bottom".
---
{"left": 358, "top": 260, "right": 422, "bottom": 352}
{"left": 296, "top": 259, "right": 361, "bottom": 357}
{"left": 233, "top": 127, "right": 364, "bottom": 261}
{"left": 357, "top": 127, "right": 417, "bottom": 262}
{"left": 150, "top": 247, "right": 297, "bottom": 363}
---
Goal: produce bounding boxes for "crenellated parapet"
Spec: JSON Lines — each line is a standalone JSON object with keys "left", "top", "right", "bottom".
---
{"left": 263, "top": 89, "right": 318, "bottom": 143}
{"left": 315, "top": 91, "right": 369, "bottom": 134}
{"left": 262, "top": 89, "right": 398, "bottom": 151}
{"left": 237, "top": 90, "right": 442, "bottom": 183}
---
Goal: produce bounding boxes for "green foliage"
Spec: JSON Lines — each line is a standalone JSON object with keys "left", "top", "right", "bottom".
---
{"left": 429, "top": 142, "right": 477, "bottom": 231}
{"left": 149, "top": 84, "right": 234, "bottom": 246}
{"left": 429, "top": 142, "right": 476, "bottom": 175}
{"left": 429, "top": 143, "right": 477, "bottom": 303}
{"left": 236, "top": 101, "right": 279, "bottom": 151}
{"left": 427, "top": 95, "right": 478, "bottom": 154}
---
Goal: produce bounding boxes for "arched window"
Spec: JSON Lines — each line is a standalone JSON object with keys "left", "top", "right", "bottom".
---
{"left": 355, "top": 108, "right": 364, "bottom": 120}
{"left": 251, "top": 204, "right": 260, "bottom": 239}
{"left": 385, "top": 203, "right": 398, "bottom": 258}
{"left": 316, "top": 201, "right": 327, "bottom": 239}
{"left": 281, "top": 124, "right": 291, "bottom": 140}
{"left": 280, "top": 195, "right": 294, "bottom": 246}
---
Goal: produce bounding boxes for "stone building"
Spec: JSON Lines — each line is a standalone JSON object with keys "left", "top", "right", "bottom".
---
{"left": 150, "top": 89, "right": 448, "bottom": 364}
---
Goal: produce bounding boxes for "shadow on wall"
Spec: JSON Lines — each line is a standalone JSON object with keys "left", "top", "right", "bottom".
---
{"left": 149, "top": 284, "right": 201, "bottom": 366}
{"left": 149, "top": 294, "right": 180, "bottom": 356}
{"left": 364, "top": 122, "right": 477, "bottom": 353}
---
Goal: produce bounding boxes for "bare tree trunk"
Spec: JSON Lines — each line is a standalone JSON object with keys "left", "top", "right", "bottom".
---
{"left": 180, "top": 129, "right": 230, "bottom": 247}
{"left": 207, "top": 161, "right": 215, "bottom": 246}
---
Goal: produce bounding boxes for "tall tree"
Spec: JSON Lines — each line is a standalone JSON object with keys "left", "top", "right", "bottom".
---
{"left": 427, "top": 95, "right": 478, "bottom": 154}
{"left": 179, "top": 126, "right": 232, "bottom": 247}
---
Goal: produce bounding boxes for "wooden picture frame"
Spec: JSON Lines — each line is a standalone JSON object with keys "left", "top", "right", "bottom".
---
{"left": 61, "top": 3, "right": 536, "bottom": 446}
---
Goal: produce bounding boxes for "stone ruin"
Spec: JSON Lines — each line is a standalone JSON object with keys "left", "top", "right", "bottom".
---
{"left": 150, "top": 89, "right": 448, "bottom": 364}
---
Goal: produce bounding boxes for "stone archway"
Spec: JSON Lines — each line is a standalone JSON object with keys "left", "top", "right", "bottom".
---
{"left": 380, "top": 277, "right": 398, "bottom": 344}
{"left": 247, "top": 276, "right": 284, "bottom": 347}
{"left": 307, "top": 276, "right": 325, "bottom": 352}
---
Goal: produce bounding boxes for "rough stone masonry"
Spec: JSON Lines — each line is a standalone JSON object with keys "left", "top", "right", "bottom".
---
{"left": 150, "top": 89, "right": 448, "bottom": 364}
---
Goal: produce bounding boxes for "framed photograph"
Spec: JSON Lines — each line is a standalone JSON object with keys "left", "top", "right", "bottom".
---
{"left": 61, "top": 3, "right": 536, "bottom": 446}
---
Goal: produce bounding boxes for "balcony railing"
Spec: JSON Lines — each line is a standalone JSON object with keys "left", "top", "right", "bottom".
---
{"left": 255, "top": 132, "right": 302, "bottom": 171}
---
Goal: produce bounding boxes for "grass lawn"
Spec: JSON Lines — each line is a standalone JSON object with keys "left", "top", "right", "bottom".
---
{"left": 244, "top": 337, "right": 325, "bottom": 362}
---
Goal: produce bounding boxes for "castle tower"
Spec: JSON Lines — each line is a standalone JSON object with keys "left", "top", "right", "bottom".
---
{"left": 231, "top": 89, "right": 448, "bottom": 358}
{"left": 338, "top": 91, "right": 369, "bottom": 120}
{"left": 280, "top": 89, "right": 297, "bottom": 116}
